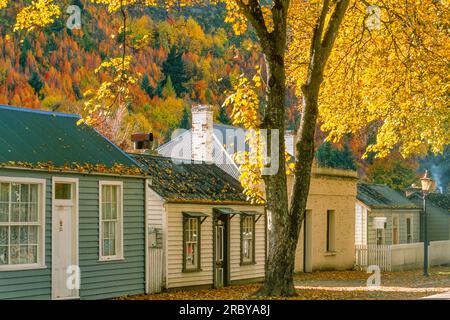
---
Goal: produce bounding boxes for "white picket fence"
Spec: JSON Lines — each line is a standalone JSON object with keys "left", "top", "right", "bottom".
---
{"left": 355, "top": 240, "right": 450, "bottom": 272}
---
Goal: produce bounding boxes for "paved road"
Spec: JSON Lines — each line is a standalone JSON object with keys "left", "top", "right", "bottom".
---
{"left": 421, "top": 291, "right": 450, "bottom": 300}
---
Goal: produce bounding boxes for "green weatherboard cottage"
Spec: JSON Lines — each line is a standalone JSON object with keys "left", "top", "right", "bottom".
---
{"left": 0, "top": 105, "right": 147, "bottom": 299}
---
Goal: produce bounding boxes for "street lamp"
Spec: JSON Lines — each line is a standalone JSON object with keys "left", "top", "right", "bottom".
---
{"left": 420, "top": 170, "right": 434, "bottom": 277}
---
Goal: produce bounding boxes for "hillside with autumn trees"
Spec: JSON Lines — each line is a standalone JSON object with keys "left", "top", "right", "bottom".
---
{"left": 0, "top": 1, "right": 270, "bottom": 141}
{"left": 0, "top": 1, "right": 447, "bottom": 192}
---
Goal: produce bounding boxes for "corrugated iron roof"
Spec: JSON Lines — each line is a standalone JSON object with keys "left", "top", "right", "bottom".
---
{"left": 157, "top": 127, "right": 241, "bottom": 180}
{"left": 408, "top": 192, "right": 450, "bottom": 213}
{"left": 0, "top": 105, "right": 138, "bottom": 168}
{"left": 357, "top": 183, "right": 420, "bottom": 209}
{"left": 130, "top": 154, "right": 250, "bottom": 204}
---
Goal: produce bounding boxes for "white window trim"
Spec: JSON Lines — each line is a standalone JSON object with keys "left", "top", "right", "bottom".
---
{"left": 0, "top": 176, "right": 46, "bottom": 271}
{"left": 99, "top": 181, "right": 124, "bottom": 261}
{"left": 392, "top": 214, "right": 399, "bottom": 245}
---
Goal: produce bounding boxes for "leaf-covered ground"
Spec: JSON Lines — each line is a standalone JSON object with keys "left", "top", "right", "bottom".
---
{"left": 121, "top": 266, "right": 450, "bottom": 300}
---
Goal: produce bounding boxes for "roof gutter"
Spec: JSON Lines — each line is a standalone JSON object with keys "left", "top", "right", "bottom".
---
{"left": 0, "top": 165, "right": 150, "bottom": 179}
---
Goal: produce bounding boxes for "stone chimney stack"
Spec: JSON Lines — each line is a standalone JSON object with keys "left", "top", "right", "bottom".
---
{"left": 191, "top": 105, "right": 214, "bottom": 162}
{"left": 285, "top": 130, "right": 296, "bottom": 156}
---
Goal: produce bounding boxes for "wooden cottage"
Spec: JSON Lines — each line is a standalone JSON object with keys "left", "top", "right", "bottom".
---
{"left": 407, "top": 191, "right": 450, "bottom": 242}
{"left": 0, "top": 105, "right": 147, "bottom": 300}
{"left": 130, "top": 154, "right": 266, "bottom": 292}
{"left": 355, "top": 183, "right": 421, "bottom": 246}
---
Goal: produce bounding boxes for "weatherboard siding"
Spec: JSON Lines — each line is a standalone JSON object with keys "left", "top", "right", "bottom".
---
{"left": 367, "top": 210, "right": 421, "bottom": 245}
{"left": 421, "top": 203, "right": 450, "bottom": 242}
{"left": 0, "top": 169, "right": 145, "bottom": 300}
{"left": 229, "top": 206, "right": 265, "bottom": 282}
{"left": 164, "top": 203, "right": 265, "bottom": 289}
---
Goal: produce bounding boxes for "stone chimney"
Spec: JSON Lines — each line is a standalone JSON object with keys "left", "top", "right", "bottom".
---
{"left": 191, "top": 105, "right": 214, "bottom": 163}
{"left": 285, "top": 130, "right": 296, "bottom": 156}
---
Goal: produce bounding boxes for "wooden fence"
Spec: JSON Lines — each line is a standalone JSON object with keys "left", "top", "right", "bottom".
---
{"left": 355, "top": 244, "right": 392, "bottom": 271}
{"left": 355, "top": 240, "right": 450, "bottom": 272}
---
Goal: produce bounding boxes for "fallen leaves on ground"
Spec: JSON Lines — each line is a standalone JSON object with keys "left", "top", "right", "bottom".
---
{"left": 120, "top": 266, "right": 450, "bottom": 300}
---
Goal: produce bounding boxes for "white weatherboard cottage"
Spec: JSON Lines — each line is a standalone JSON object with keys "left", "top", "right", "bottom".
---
{"left": 130, "top": 154, "right": 266, "bottom": 292}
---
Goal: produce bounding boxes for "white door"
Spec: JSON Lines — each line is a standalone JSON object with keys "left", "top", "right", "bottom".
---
{"left": 52, "top": 179, "right": 79, "bottom": 300}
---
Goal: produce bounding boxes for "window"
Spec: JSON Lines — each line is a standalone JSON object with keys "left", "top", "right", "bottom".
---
{"left": 0, "top": 179, "right": 44, "bottom": 270}
{"left": 406, "top": 217, "right": 412, "bottom": 243}
{"left": 241, "top": 215, "right": 255, "bottom": 264}
{"left": 393, "top": 216, "right": 399, "bottom": 244}
{"left": 326, "top": 210, "right": 336, "bottom": 252}
{"left": 376, "top": 229, "right": 384, "bottom": 245}
{"left": 55, "top": 183, "right": 72, "bottom": 200}
{"left": 183, "top": 217, "right": 200, "bottom": 271}
{"left": 99, "top": 182, "right": 123, "bottom": 260}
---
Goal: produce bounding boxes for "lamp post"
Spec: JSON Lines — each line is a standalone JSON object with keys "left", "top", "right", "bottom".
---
{"left": 420, "top": 170, "right": 434, "bottom": 277}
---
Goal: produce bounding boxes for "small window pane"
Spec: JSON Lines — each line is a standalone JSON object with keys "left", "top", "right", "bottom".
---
{"left": 111, "top": 186, "right": 117, "bottom": 203}
{"left": 28, "top": 245, "right": 38, "bottom": 264}
{"left": 11, "top": 183, "right": 20, "bottom": 203}
{"left": 110, "top": 222, "right": 116, "bottom": 238}
{"left": 0, "top": 183, "right": 9, "bottom": 202}
{"left": 102, "top": 203, "right": 111, "bottom": 220}
{"left": 19, "top": 203, "right": 28, "bottom": 222}
{"left": 111, "top": 203, "right": 117, "bottom": 220}
{"left": 29, "top": 203, "right": 38, "bottom": 222}
{"left": 0, "top": 227, "right": 8, "bottom": 245}
{"left": 103, "top": 186, "right": 111, "bottom": 203}
{"left": 19, "top": 226, "right": 28, "bottom": 244}
{"left": 10, "top": 245, "right": 19, "bottom": 264}
{"left": 11, "top": 203, "right": 20, "bottom": 222}
{"left": 28, "top": 227, "right": 38, "bottom": 245}
{"left": 55, "top": 183, "right": 72, "bottom": 200}
{"left": 0, "top": 203, "right": 8, "bottom": 222}
{"left": 103, "top": 222, "right": 110, "bottom": 239}
{"left": 10, "top": 227, "right": 19, "bottom": 244}
{"left": 30, "top": 184, "right": 38, "bottom": 203}
{"left": 20, "top": 184, "right": 29, "bottom": 202}
{"left": 0, "top": 246, "right": 7, "bottom": 264}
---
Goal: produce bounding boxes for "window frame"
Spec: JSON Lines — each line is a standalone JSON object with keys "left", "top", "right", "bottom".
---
{"left": 392, "top": 215, "right": 399, "bottom": 245}
{"left": 0, "top": 176, "right": 46, "bottom": 271}
{"left": 182, "top": 214, "right": 202, "bottom": 272}
{"left": 376, "top": 228, "right": 384, "bottom": 245}
{"left": 240, "top": 214, "right": 256, "bottom": 265}
{"left": 406, "top": 216, "right": 413, "bottom": 244}
{"left": 99, "top": 181, "right": 124, "bottom": 261}
{"left": 326, "top": 210, "right": 336, "bottom": 252}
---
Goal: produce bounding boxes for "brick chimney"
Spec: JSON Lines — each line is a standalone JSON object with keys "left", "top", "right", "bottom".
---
{"left": 191, "top": 105, "right": 214, "bottom": 163}
{"left": 131, "top": 133, "right": 154, "bottom": 152}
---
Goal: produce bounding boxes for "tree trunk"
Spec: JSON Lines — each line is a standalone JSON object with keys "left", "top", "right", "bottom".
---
{"left": 245, "top": 0, "right": 350, "bottom": 297}
{"left": 256, "top": 50, "right": 295, "bottom": 296}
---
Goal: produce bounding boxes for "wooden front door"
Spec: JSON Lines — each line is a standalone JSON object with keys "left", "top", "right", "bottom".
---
{"left": 213, "top": 214, "right": 229, "bottom": 288}
{"left": 52, "top": 178, "right": 79, "bottom": 300}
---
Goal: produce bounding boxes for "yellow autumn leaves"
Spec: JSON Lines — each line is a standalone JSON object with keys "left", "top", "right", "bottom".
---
{"left": 288, "top": 0, "right": 450, "bottom": 159}
{"left": 80, "top": 56, "right": 138, "bottom": 126}
{"left": 14, "top": 0, "right": 61, "bottom": 32}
